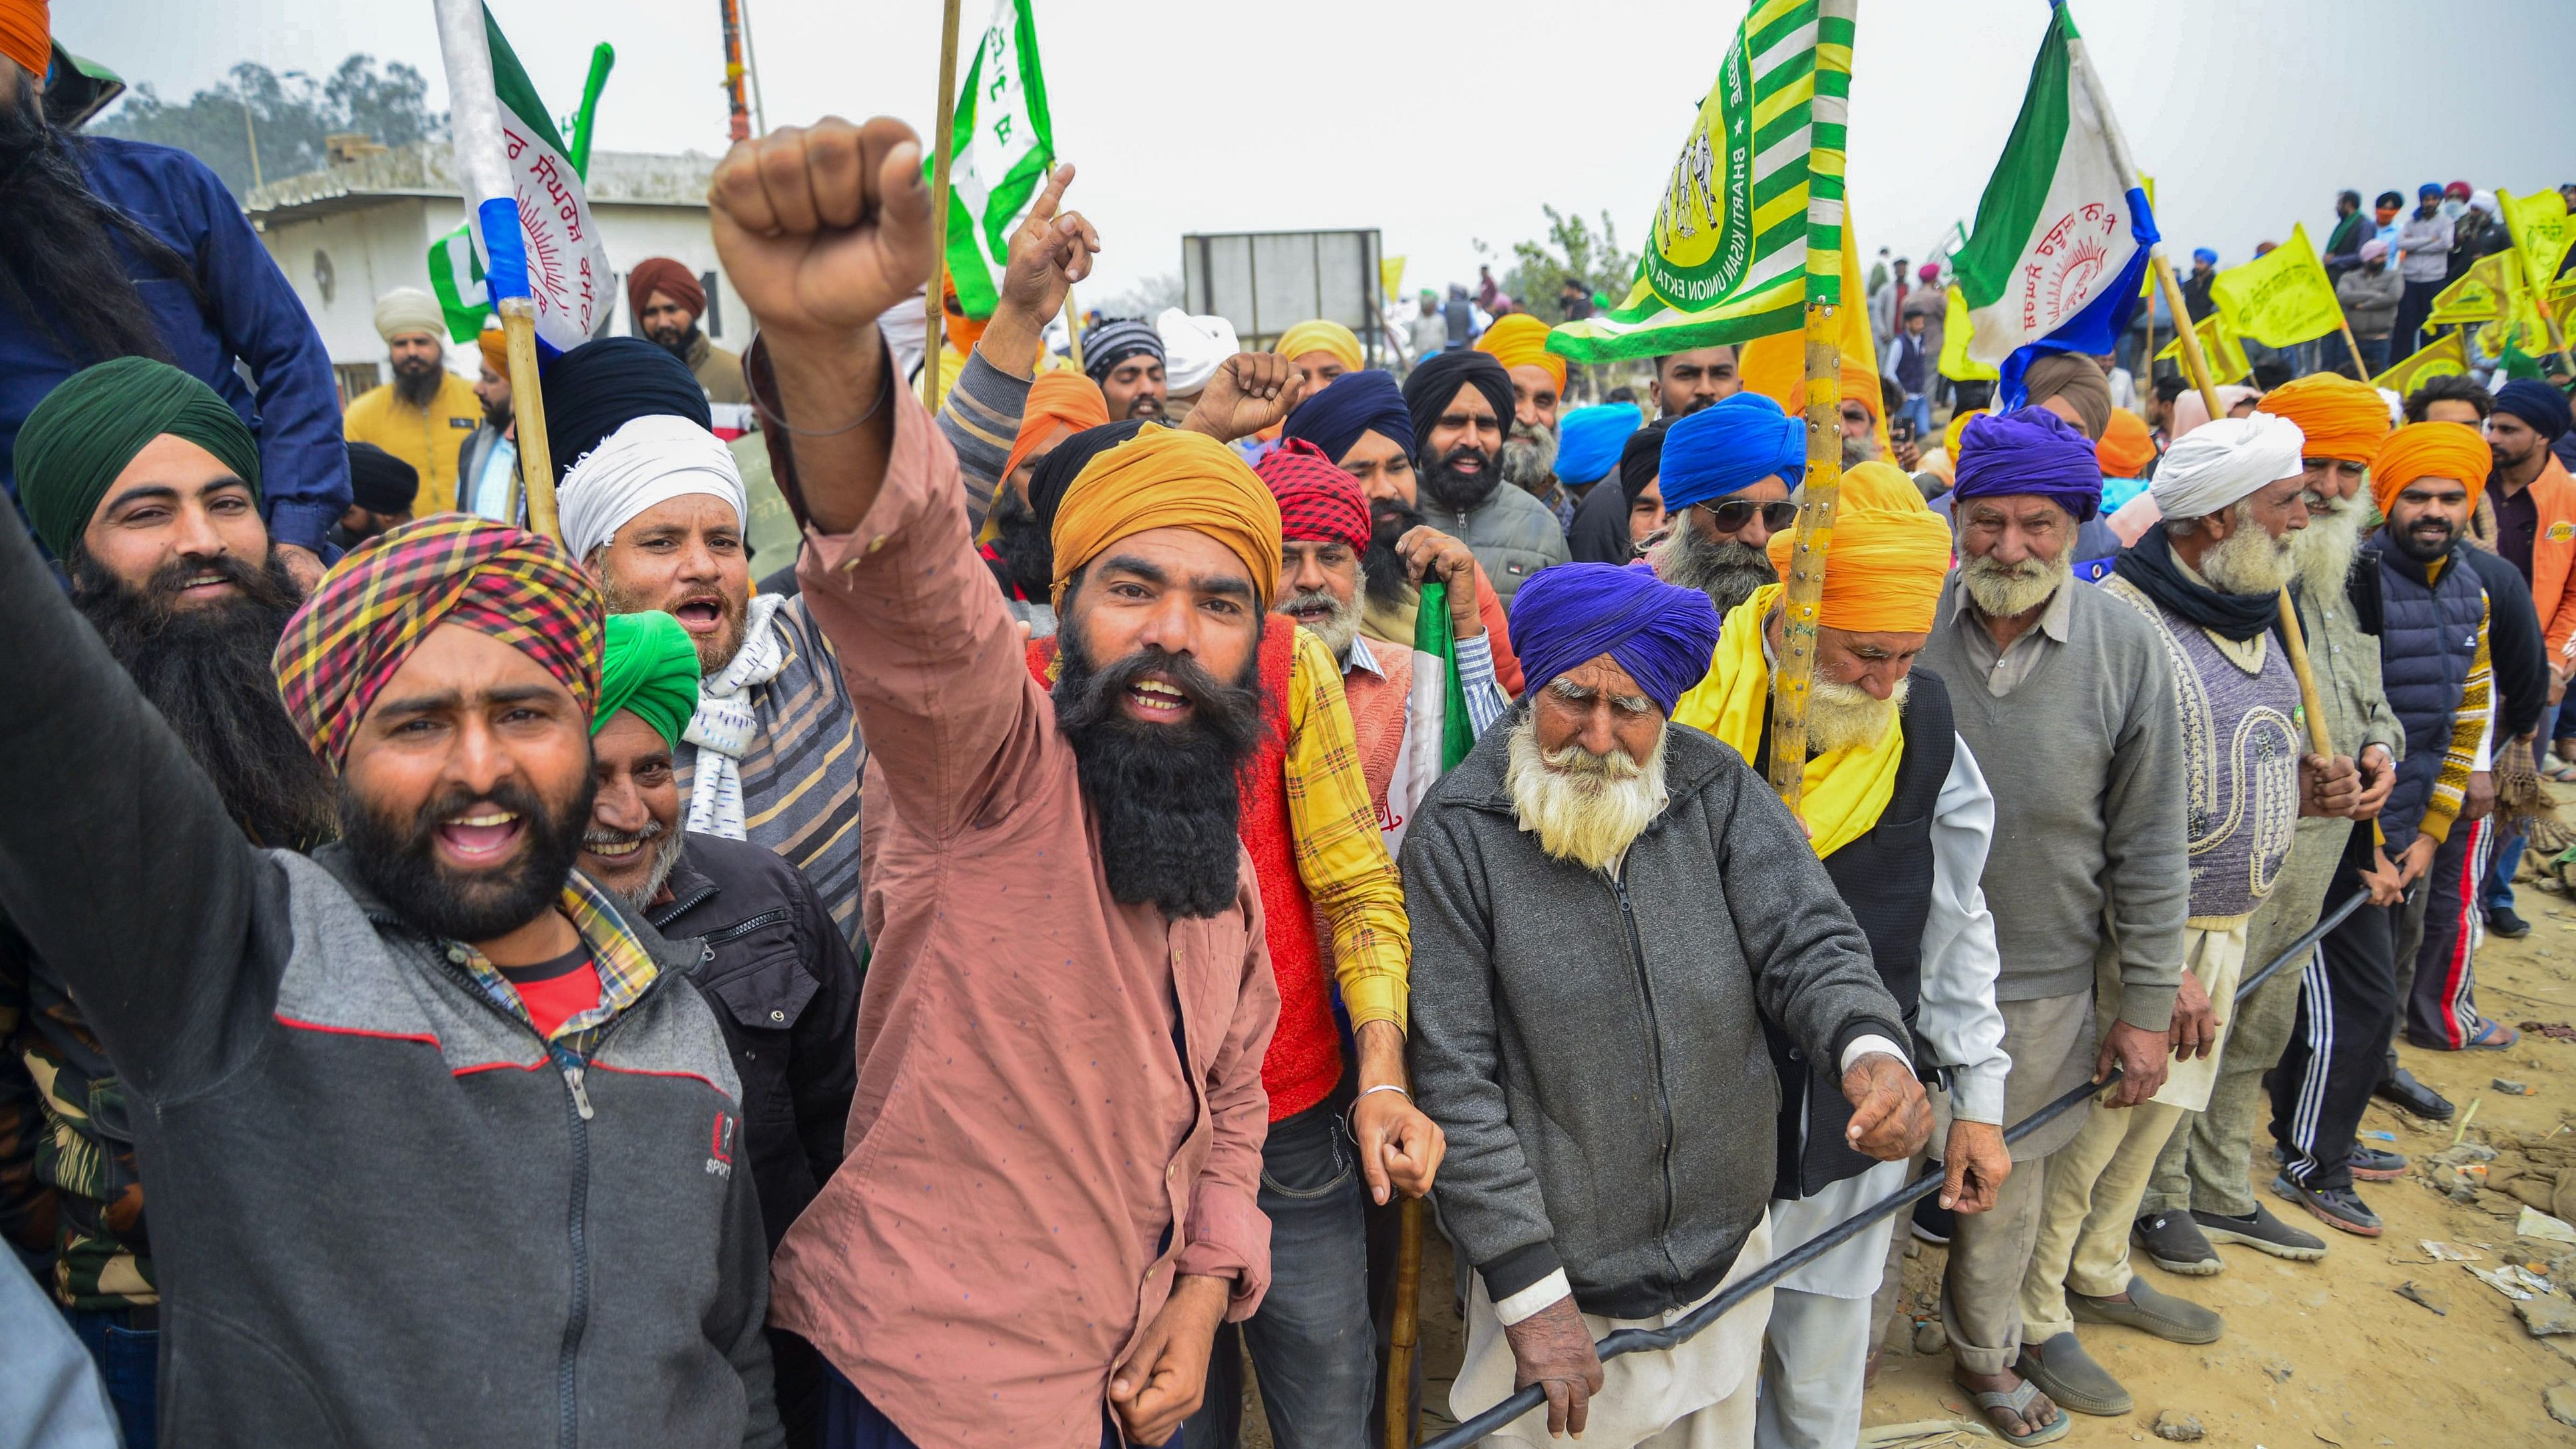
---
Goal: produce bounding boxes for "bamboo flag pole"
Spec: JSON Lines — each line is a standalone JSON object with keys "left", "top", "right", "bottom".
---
{"left": 920, "top": 0, "right": 965, "bottom": 409}
{"left": 1381, "top": 1196, "right": 1424, "bottom": 1449}
{"left": 1065, "top": 283, "right": 1087, "bottom": 373}
{"left": 500, "top": 300, "right": 561, "bottom": 539}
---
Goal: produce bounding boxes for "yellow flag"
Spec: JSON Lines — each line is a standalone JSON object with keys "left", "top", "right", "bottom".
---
{"left": 2372, "top": 330, "right": 2468, "bottom": 394}
{"left": 1381, "top": 255, "right": 1407, "bottom": 303}
{"left": 2499, "top": 188, "right": 2576, "bottom": 301}
{"left": 1736, "top": 202, "right": 1889, "bottom": 456}
{"left": 2428, "top": 252, "right": 2514, "bottom": 324}
{"left": 2207, "top": 222, "right": 2342, "bottom": 347}
{"left": 2157, "top": 311, "right": 2251, "bottom": 385}
{"left": 1938, "top": 285, "right": 1998, "bottom": 382}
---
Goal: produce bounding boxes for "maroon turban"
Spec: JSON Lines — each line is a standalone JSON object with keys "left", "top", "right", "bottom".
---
{"left": 625, "top": 258, "right": 706, "bottom": 322}
{"left": 1255, "top": 438, "right": 1369, "bottom": 552}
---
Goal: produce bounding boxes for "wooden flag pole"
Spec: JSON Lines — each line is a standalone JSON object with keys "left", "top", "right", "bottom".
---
{"left": 1381, "top": 1196, "right": 1424, "bottom": 1449}
{"left": 2337, "top": 316, "right": 2372, "bottom": 381}
{"left": 1065, "top": 282, "right": 1087, "bottom": 373}
{"left": 498, "top": 296, "right": 560, "bottom": 540}
{"left": 920, "top": 0, "right": 964, "bottom": 409}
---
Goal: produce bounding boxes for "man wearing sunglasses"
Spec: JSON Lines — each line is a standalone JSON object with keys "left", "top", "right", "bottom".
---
{"left": 1646, "top": 392, "right": 1805, "bottom": 614}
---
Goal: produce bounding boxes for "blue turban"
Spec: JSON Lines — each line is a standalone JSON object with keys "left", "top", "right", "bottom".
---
{"left": 1508, "top": 562, "right": 1724, "bottom": 718}
{"left": 2191, "top": 246, "right": 2218, "bottom": 266}
{"left": 1282, "top": 368, "right": 1413, "bottom": 463}
{"left": 1082, "top": 319, "right": 1165, "bottom": 381}
{"left": 1658, "top": 392, "right": 1804, "bottom": 512}
{"left": 1950, "top": 406, "right": 2105, "bottom": 522}
{"left": 2493, "top": 379, "right": 2572, "bottom": 443}
{"left": 1555, "top": 403, "right": 1643, "bottom": 486}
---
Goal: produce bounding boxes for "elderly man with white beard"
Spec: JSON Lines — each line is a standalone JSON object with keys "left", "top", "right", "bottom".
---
{"left": 2134, "top": 375, "right": 2405, "bottom": 1276}
{"left": 1405, "top": 562, "right": 1930, "bottom": 1449}
{"left": 1915, "top": 407, "right": 2194, "bottom": 1440}
{"left": 1663, "top": 463, "right": 2012, "bottom": 1449}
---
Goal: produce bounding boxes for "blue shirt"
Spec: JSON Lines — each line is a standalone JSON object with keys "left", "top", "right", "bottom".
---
{"left": 1, "top": 136, "right": 348, "bottom": 554}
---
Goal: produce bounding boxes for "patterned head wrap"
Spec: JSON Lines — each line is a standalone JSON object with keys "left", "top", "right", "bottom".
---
{"left": 12, "top": 357, "right": 262, "bottom": 558}
{"left": 2371, "top": 421, "right": 2493, "bottom": 517}
{"left": 1083, "top": 318, "right": 1165, "bottom": 383}
{"left": 1659, "top": 391, "right": 1804, "bottom": 512}
{"left": 624, "top": 258, "right": 705, "bottom": 321}
{"left": 1284, "top": 369, "right": 1412, "bottom": 463}
{"left": 594, "top": 610, "right": 701, "bottom": 751}
{"left": 1951, "top": 406, "right": 2104, "bottom": 522}
{"left": 1049, "top": 425, "right": 1284, "bottom": 610}
{"left": 2257, "top": 373, "right": 2391, "bottom": 466}
{"left": 1507, "top": 562, "right": 1724, "bottom": 718}
{"left": 1556, "top": 403, "right": 1644, "bottom": 487}
{"left": 1274, "top": 319, "right": 1364, "bottom": 373}
{"left": 1256, "top": 439, "right": 1370, "bottom": 552}
{"left": 1475, "top": 313, "right": 1566, "bottom": 393}
{"left": 1764, "top": 462, "right": 1952, "bottom": 634}
{"left": 274, "top": 516, "right": 604, "bottom": 768}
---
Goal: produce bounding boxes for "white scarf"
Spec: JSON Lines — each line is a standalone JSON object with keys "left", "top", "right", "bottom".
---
{"left": 684, "top": 593, "right": 789, "bottom": 839}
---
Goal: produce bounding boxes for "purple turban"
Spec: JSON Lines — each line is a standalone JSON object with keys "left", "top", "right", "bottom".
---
{"left": 1658, "top": 391, "right": 1805, "bottom": 512}
{"left": 1282, "top": 368, "right": 1414, "bottom": 463}
{"left": 1950, "top": 406, "right": 2105, "bottom": 523}
{"left": 1508, "top": 562, "right": 1724, "bottom": 718}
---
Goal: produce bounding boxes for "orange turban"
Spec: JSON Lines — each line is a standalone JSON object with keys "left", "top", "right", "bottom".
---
{"left": 1274, "top": 319, "right": 1364, "bottom": 373}
{"left": 2096, "top": 408, "right": 2156, "bottom": 479}
{"left": 1050, "top": 424, "right": 1284, "bottom": 610}
{"left": 1766, "top": 461, "right": 1951, "bottom": 634}
{"left": 0, "top": 0, "right": 46, "bottom": 79}
{"left": 980, "top": 372, "right": 1110, "bottom": 542}
{"left": 1740, "top": 330, "right": 1893, "bottom": 460}
{"left": 2258, "top": 373, "right": 2390, "bottom": 467}
{"left": 1475, "top": 313, "right": 1566, "bottom": 393}
{"left": 476, "top": 327, "right": 510, "bottom": 378}
{"left": 2371, "top": 421, "right": 2491, "bottom": 517}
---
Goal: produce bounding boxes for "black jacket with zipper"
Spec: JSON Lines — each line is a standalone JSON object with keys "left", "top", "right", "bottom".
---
{"left": 0, "top": 509, "right": 781, "bottom": 1448}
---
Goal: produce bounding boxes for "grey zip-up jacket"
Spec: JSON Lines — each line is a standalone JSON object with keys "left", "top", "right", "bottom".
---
{"left": 1403, "top": 718, "right": 1907, "bottom": 1319}
{"left": 0, "top": 511, "right": 780, "bottom": 1448}
{"left": 1425, "top": 481, "right": 1570, "bottom": 609}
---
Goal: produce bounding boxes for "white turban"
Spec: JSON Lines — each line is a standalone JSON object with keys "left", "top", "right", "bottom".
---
{"left": 1155, "top": 307, "right": 1240, "bottom": 394}
{"left": 558, "top": 414, "right": 748, "bottom": 561}
{"left": 2148, "top": 412, "right": 2306, "bottom": 521}
{"left": 374, "top": 288, "right": 445, "bottom": 343}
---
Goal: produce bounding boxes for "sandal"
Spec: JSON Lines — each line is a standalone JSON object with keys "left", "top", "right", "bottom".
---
{"left": 2466, "top": 1018, "right": 2521, "bottom": 1051}
{"left": 1953, "top": 1374, "right": 2072, "bottom": 1445}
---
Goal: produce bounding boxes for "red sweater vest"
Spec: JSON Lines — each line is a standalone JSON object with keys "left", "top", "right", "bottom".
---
{"left": 1025, "top": 623, "right": 1340, "bottom": 1121}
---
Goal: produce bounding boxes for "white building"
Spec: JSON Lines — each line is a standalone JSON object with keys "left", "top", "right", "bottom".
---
{"left": 243, "top": 141, "right": 749, "bottom": 403}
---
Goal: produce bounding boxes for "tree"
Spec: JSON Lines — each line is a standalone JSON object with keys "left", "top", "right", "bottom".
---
{"left": 92, "top": 56, "right": 447, "bottom": 198}
{"left": 1482, "top": 206, "right": 1642, "bottom": 326}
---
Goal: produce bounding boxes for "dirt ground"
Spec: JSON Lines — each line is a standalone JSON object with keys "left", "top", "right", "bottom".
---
{"left": 1238, "top": 791, "right": 2576, "bottom": 1447}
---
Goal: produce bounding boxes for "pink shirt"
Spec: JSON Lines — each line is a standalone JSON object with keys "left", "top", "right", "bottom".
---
{"left": 766, "top": 378, "right": 1279, "bottom": 1446}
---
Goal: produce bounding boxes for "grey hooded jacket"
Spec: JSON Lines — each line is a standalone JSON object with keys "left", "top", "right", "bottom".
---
{"left": 1403, "top": 718, "right": 1907, "bottom": 1319}
{"left": 1423, "top": 480, "right": 1570, "bottom": 608}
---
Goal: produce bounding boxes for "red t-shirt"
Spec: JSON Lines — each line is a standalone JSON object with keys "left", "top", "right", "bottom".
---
{"left": 498, "top": 945, "right": 603, "bottom": 1040}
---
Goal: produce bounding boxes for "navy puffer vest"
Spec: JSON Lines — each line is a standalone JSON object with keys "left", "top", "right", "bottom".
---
{"left": 2354, "top": 539, "right": 2482, "bottom": 847}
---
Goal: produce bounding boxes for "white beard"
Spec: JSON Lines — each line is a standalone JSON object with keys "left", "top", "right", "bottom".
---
{"left": 1958, "top": 547, "right": 2074, "bottom": 620}
{"left": 2291, "top": 494, "right": 2366, "bottom": 599}
{"left": 1504, "top": 716, "right": 1672, "bottom": 873}
{"left": 2198, "top": 503, "right": 2299, "bottom": 595}
{"left": 1805, "top": 676, "right": 1907, "bottom": 755}
{"left": 1280, "top": 584, "right": 1362, "bottom": 661}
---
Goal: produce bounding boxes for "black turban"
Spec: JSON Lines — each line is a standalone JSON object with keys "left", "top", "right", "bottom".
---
{"left": 1401, "top": 351, "right": 1515, "bottom": 465}
{"left": 345, "top": 441, "right": 421, "bottom": 514}
{"left": 542, "top": 336, "right": 713, "bottom": 483}
{"left": 1029, "top": 418, "right": 1151, "bottom": 530}
{"left": 1619, "top": 418, "right": 1672, "bottom": 503}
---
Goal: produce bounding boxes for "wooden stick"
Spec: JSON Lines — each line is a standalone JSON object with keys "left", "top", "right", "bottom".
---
{"left": 1769, "top": 296, "right": 1843, "bottom": 811}
{"left": 2338, "top": 317, "right": 2372, "bottom": 381}
{"left": 1065, "top": 282, "right": 1087, "bottom": 373}
{"left": 920, "top": 0, "right": 965, "bottom": 410}
{"left": 1382, "top": 1196, "right": 1424, "bottom": 1449}
{"left": 498, "top": 297, "right": 559, "bottom": 540}
{"left": 2275, "top": 588, "right": 2336, "bottom": 757}
{"left": 2151, "top": 250, "right": 2225, "bottom": 423}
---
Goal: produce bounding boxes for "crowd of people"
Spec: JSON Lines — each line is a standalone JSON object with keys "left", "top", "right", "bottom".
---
{"left": 6, "top": 11, "right": 2576, "bottom": 1447}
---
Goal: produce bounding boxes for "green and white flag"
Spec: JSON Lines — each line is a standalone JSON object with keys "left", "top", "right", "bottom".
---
{"left": 1383, "top": 581, "right": 1477, "bottom": 856}
{"left": 932, "top": 0, "right": 1058, "bottom": 321}
{"left": 1547, "top": 0, "right": 1856, "bottom": 363}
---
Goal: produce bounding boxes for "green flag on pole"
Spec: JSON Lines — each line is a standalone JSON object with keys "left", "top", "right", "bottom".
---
{"left": 929, "top": 0, "right": 1059, "bottom": 321}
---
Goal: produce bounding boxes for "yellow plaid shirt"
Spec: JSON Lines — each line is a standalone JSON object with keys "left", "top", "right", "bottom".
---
{"left": 451, "top": 873, "right": 662, "bottom": 1046}
{"left": 1281, "top": 627, "right": 1411, "bottom": 1032}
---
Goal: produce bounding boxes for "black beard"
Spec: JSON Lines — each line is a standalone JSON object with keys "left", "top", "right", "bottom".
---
{"left": 650, "top": 323, "right": 702, "bottom": 361}
{"left": 339, "top": 771, "right": 595, "bottom": 944}
{"left": 480, "top": 393, "right": 513, "bottom": 429}
{"left": 1052, "top": 610, "right": 1267, "bottom": 920}
{"left": 988, "top": 484, "right": 1054, "bottom": 600}
{"left": 1362, "top": 499, "right": 1425, "bottom": 610}
{"left": 1418, "top": 445, "right": 1499, "bottom": 514}
{"left": 0, "top": 83, "right": 196, "bottom": 367}
{"left": 393, "top": 361, "right": 445, "bottom": 408}
{"left": 70, "top": 548, "right": 337, "bottom": 851}
{"left": 2393, "top": 517, "right": 2457, "bottom": 562}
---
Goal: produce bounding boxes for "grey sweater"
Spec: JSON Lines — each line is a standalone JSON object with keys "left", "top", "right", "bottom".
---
{"left": 1403, "top": 719, "right": 1906, "bottom": 1319}
{"left": 1919, "top": 576, "right": 2190, "bottom": 1028}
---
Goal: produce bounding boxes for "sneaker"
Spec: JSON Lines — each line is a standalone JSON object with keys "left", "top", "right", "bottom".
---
{"left": 2348, "top": 1145, "right": 2408, "bottom": 1181}
{"left": 2135, "top": 1211, "right": 2222, "bottom": 1275}
{"left": 2374, "top": 1067, "right": 2455, "bottom": 1120}
{"left": 1913, "top": 1191, "right": 1955, "bottom": 1246}
{"left": 2193, "top": 1205, "right": 2326, "bottom": 1261}
{"left": 2272, "top": 1173, "right": 2382, "bottom": 1236}
{"left": 2489, "top": 907, "right": 2533, "bottom": 939}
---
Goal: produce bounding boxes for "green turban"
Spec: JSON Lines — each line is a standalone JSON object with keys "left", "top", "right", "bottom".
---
{"left": 12, "top": 357, "right": 263, "bottom": 558}
{"left": 594, "top": 611, "right": 701, "bottom": 750}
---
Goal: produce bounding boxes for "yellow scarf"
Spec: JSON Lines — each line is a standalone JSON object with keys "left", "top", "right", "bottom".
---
{"left": 1668, "top": 583, "right": 1906, "bottom": 859}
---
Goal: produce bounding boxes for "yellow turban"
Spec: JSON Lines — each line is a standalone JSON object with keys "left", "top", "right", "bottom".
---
{"left": 1740, "top": 331, "right": 1894, "bottom": 460}
{"left": 2257, "top": 373, "right": 2391, "bottom": 468}
{"left": 1475, "top": 313, "right": 1566, "bottom": 393}
{"left": 1274, "top": 319, "right": 1364, "bottom": 374}
{"left": 1765, "top": 461, "right": 1951, "bottom": 634}
{"left": 1049, "top": 425, "right": 1285, "bottom": 610}
{"left": 1944, "top": 407, "right": 1984, "bottom": 464}
{"left": 2371, "top": 421, "right": 2491, "bottom": 517}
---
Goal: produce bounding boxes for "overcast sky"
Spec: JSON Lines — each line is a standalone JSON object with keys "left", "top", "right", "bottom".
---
{"left": 60, "top": 0, "right": 2576, "bottom": 308}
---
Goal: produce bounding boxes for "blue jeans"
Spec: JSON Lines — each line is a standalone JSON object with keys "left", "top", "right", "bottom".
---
{"left": 1183, "top": 1104, "right": 1376, "bottom": 1449}
{"left": 1897, "top": 392, "right": 1933, "bottom": 441}
{"left": 65, "top": 1305, "right": 158, "bottom": 1449}
{"left": 2489, "top": 696, "right": 2562, "bottom": 915}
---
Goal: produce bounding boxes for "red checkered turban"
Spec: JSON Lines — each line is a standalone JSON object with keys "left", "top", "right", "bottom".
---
{"left": 1255, "top": 438, "right": 1370, "bottom": 552}
{"left": 274, "top": 515, "right": 604, "bottom": 768}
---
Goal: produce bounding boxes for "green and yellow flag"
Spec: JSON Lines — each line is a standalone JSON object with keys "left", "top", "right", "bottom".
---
{"left": 1937, "top": 285, "right": 1998, "bottom": 382}
{"left": 2428, "top": 252, "right": 2514, "bottom": 325}
{"left": 1548, "top": 0, "right": 1857, "bottom": 362}
{"left": 2371, "top": 330, "right": 2469, "bottom": 395}
{"left": 2157, "top": 311, "right": 2251, "bottom": 385}
{"left": 2499, "top": 188, "right": 2576, "bottom": 306}
{"left": 2207, "top": 222, "right": 2342, "bottom": 348}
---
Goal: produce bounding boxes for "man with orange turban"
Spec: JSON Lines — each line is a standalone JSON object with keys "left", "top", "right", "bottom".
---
{"left": 1667, "top": 465, "right": 2012, "bottom": 1449}
{"left": 2132, "top": 373, "right": 2408, "bottom": 1277}
{"left": 1474, "top": 313, "right": 1575, "bottom": 521}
